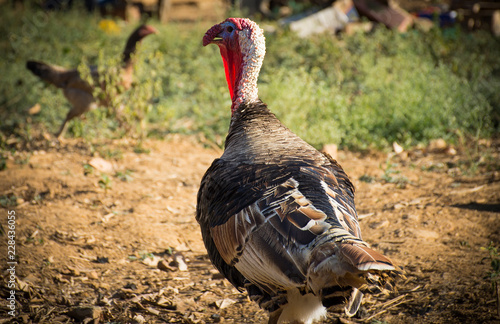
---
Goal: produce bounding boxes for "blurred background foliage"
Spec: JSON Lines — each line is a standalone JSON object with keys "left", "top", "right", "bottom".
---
{"left": 1, "top": 4, "right": 499, "bottom": 150}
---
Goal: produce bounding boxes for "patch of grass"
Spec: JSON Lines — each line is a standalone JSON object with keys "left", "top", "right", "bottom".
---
{"left": 459, "top": 241, "right": 470, "bottom": 248}
{"left": 381, "top": 160, "right": 409, "bottom": 188}
{"left": 98, "top": 174, "right": 112, "bottom": 191}
{"left": 458, "top": 143, "right": 500, "bottom": 176}
{"left": 1, "top": 6, "right": 499, "bottom": 150}
{"left": 133, "top": 142, "right": 150, "bottom": 154}
{"left": 481, "top": 243, "right": 500, "bottom": 316}
{"left": 360, "top": 160, "right": 409, "bottom": 187}
{"left": 359, "top": 174, "right": 375, "bottom": 183}
{"left": 263, "top": 27, "right": 499, "bottom": 149}
{"left": 14, "top": 153, "right": 31, "bottom": 165}
{"left": 139, "top": 251, "right": 155, "bottom": 261}
{"left": 421, "top": 162, "right": 446, "bottom": 173}
{"left": 83, "top": 163, "right": 94, "bottom": 175}
{"left": 0, "top": 153, "right": 6, "bottom": 170}
{"left": 60, "top": 169, "right": 71, "bottom": 176}
{"left": 128, "top": 251, "right": 155, "bottom": 261}
{"left": 0, "top": 195, "right": 18, "bottom": 207}
{"left": 97, "top": 147, "right": 123, "bottom": 160}
{"left": 115, "top": 169, "right": 133, "bottom": 182}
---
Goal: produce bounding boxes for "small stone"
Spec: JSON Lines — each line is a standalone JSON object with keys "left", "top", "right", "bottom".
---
{"left": 428, "top": 139, "right": 447, "bottom": 152}
{"left": 392, "top": 141, "right": 404, "bottom": 154}
{"left": 173, "top": 253, "right": 188, "bottom": 272}
{"left": 446, "top": 147, "right": 457, "bottom": 156}
{"left": 88, "top": 157, "right": 114, "bottom": 173}
{"left": 215, "top": 298, "right": 236, "bottom": 309}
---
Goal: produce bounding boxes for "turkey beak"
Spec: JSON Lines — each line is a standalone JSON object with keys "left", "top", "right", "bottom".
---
{"left": 203, "top": 35, "right": 223, "bottom": 46}
{"left": 212, "top": 36, "right": 223, "bottom": 44}
{"left": 203, "top": 24, "right": 224, "bottom": 46}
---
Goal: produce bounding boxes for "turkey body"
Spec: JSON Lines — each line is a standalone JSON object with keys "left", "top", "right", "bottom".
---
{"left": 26, "top": 24, "right": 156, "bottom": 138}
{"left": 197, "top": 18, "right": 398, "bottom": 324}
{"left": 26, "top": 60, "right": 98, "bottom": 136}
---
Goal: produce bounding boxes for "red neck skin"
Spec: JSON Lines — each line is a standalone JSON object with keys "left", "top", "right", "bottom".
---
{"left": 218, "top": 42, "right": 243, "bottom": 115}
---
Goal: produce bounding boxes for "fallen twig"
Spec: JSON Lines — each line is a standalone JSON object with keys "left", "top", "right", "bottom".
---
{"left": 363, "top": 295, "right": 410, "bottom": 322}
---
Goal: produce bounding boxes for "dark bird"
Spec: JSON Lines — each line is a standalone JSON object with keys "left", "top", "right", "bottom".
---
{"left": 26, "top": 24, "right": 157, "bottom": 138}
{"left": 197, "top": 18, "right": 401, "bottom": 324}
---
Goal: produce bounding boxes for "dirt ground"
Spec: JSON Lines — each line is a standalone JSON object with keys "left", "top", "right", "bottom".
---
{"left": 0, "top": 134, "right": 499, "bottom": 323}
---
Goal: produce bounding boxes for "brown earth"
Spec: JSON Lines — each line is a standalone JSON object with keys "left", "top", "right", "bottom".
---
{"left": 0, "top": 135, "right": 499, "bottom": 323}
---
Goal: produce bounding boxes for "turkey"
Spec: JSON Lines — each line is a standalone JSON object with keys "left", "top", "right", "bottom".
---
{"left": 26, "top": 24, "right": 157, "bottom": 138}
{"left": 197, "top": 18, "right": 401, "bottom": 324}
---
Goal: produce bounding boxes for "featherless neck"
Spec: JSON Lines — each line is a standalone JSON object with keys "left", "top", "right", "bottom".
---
{"left": 228, "top": 28, "right": 266, "bottom": 115}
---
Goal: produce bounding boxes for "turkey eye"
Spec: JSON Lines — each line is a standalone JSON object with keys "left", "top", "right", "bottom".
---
{"left": 226, "top": 26, "right": 234, "bottom": 33}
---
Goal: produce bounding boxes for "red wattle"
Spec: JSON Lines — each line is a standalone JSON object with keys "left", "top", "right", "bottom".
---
{"left": 220, "top": 47, "right": 233, "bottom": 100}
{"left": 218, "top": 42, "right": 243, "bottom": 106}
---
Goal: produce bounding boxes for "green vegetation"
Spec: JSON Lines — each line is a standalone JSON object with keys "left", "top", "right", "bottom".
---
{"left": 128, "top": 250, "right": 155, "bottom": 261}
{"left": 0, "top": 195, "right": 18, "bottom": 208}
{"left": 98, "top": 173, "right": 112, "bottom": 191}
{"left": 1, "top": 6, "right": 499, "bottom": 150}
{"left": 481, "top": 243, "right": 500, "bottom": 316}
{"left": 83, "top": 163, "right": 94, "bottom": 175}
{"left": 115, "top": 169, "right": 134, "bottom": 182}
{"left": 358, "top": 159, "right": 409, "bottom": 187}
{"left": 380, "top": 160, "right": 409, "bottom": 187}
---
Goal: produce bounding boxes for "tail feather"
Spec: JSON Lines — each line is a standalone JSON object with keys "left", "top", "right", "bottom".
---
{"left": 340, "top": 243, "right": 395, "bottom": 271}
{"left": 26, "top": 60, "right": 72, "bottom": 88}
{"left": 308, "top": 241, "right": 403, "bottom": 317}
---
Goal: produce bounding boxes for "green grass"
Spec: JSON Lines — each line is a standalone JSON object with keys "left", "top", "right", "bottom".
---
{"left": 481, "top": 243, "right": 500, "bottom": 316}
{"left": 1, "top": 5, "right": 499, "bottom": 150}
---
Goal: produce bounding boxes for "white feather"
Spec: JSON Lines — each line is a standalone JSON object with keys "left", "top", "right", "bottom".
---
{"left": 278, "top": 289, "right": 327, "bottom": 324}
